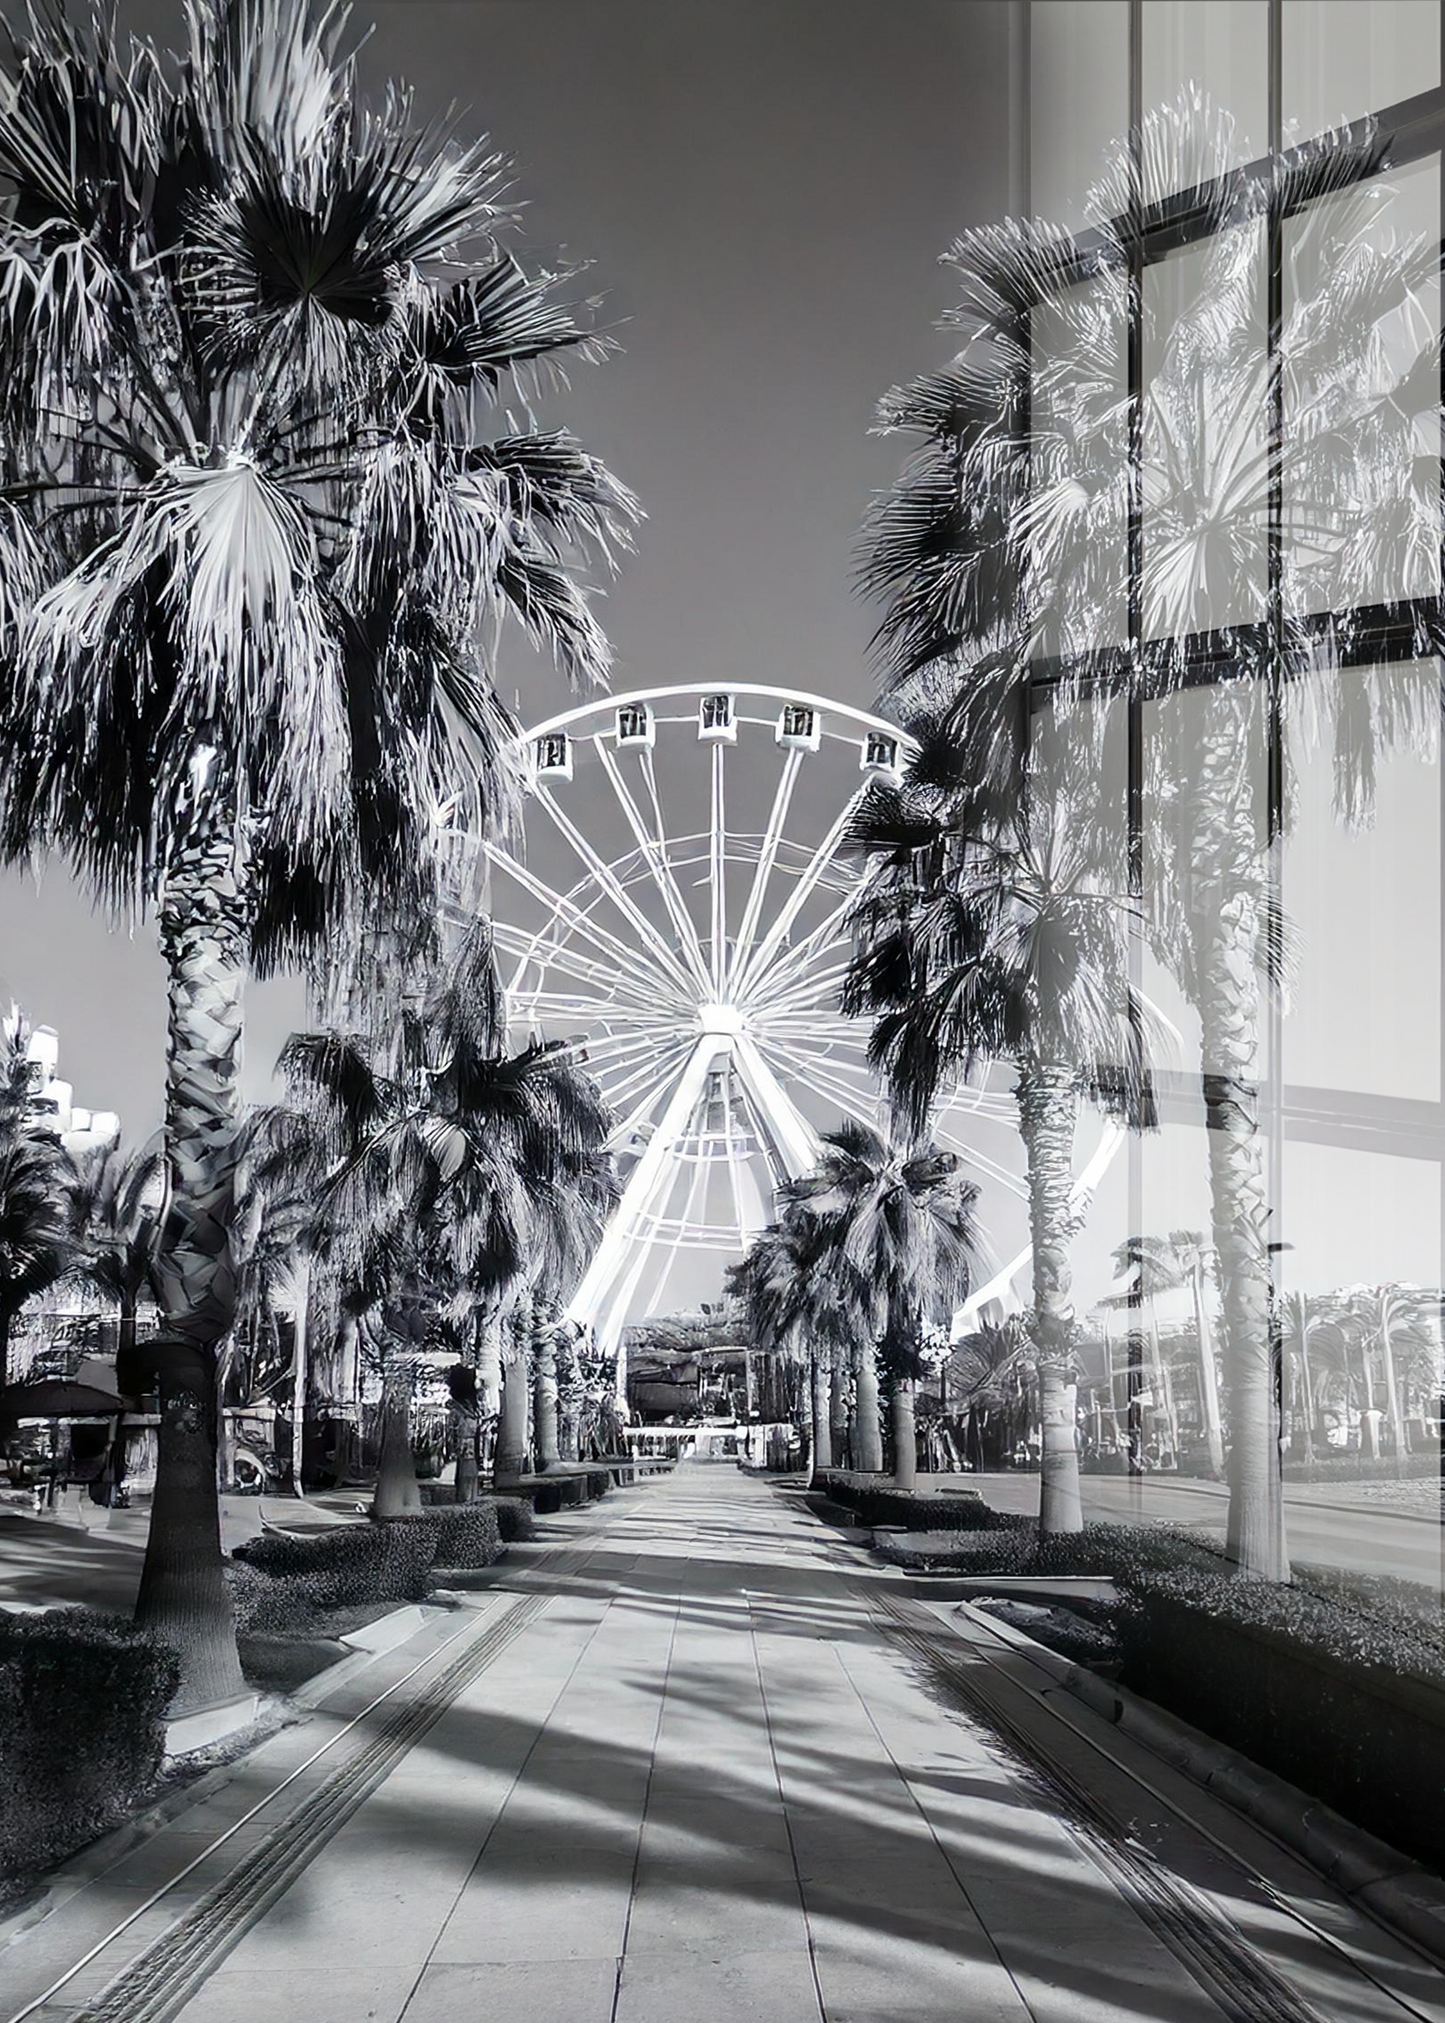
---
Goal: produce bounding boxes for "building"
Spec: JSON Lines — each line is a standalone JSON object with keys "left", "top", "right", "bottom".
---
{"left": 4, "top": 1011, "right": 121, "bottom": 1154}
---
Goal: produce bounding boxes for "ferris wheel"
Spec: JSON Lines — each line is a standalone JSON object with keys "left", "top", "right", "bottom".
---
{"left": 486, "top": 682, "right": 1120, "bottom": 1370}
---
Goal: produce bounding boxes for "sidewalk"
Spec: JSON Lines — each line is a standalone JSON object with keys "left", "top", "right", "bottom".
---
{"left": 4, "top": 1465, "right": 1445, "bottom": 2023}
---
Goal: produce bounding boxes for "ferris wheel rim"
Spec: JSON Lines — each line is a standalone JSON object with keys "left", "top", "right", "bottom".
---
{"left": 511, "top": 679, "right": 917, "bottom": 752}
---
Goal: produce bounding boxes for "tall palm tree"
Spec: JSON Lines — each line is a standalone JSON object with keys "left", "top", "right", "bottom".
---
{"left": 729, "top": 1210, "right": 843, "bottom": 1484}
{"left": 846, "top": 730, "right": 1150, "bottom": 1530}
{"left": 859, "top": 104, "right": 1436, "bottom": 1576}
{"left": 0, "top": 1, "right": 636, "bottom": 1702}
{"left": 1323, "top": 1284, "right": 1436, "bottom": 1470}
{"left": 779, "top": 1123, "right": 978, "bottom": 1492}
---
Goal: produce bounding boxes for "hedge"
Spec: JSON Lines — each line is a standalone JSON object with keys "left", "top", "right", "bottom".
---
{"left": 815, "top": 1472, "right": 992, "bottom": 1532}
{"left": 0, "top": 1610, "right": 179, "bottom": 1881}
{"left": 1115, "top": 1568, "right": 1445, "bottom": 1869}
{"left": 489, "top": 1495, "right": 538, "bottom": 1542}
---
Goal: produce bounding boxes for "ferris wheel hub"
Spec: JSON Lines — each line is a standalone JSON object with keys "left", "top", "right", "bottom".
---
{"left": 696, "top": 1001, "right": 746, "bottom": 1038}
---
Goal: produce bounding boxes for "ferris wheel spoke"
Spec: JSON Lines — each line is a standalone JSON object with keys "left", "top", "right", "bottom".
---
{"left": 709, "top": 742, "right": 727, "bottom": 997}
{"left": 530, "top": 785, "right": 701, "bottom": 1002}
{"left": 600, "top": 1043, "right": 695, "bottom": 1129}
{"left": 514, "top": 991, "right": 680, "bottom": 1030}
{"left": 593, "top": 737, "right": 716, "bottom": 996}
{"left": 755, "top": 1036, "right": 887, "bottom": 1135}
{"left": 492, "top": 926, "right": 678, "bottom": 1022}
{"left": 926, "top": 1116, "right": 1031, "bottom": 1199}
{"left": 726, "top": 747, "right": 803, "bottom": 996}
{"left": 486, "top": 846, "right": 693, "bottom": 1014}
{"left": 731, "top": 788, "right": 866, "bottom": 1000}
{"left": 751, "top": 885, "right": 859, "bottom": 1002}
{"left": 754, "top": 957, "right": 854, "bottom": 1019}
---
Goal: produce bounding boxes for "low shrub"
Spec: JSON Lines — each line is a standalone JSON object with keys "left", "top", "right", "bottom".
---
{"left": 399, "top": 1503, "right": 503, "bottom": 1571}
{"left": 587, "top": 1469, "right": 611, "bottom": 1500}
{"left": 232, "top": 1517, "right": 437, "bottom": 1616}
{"left": 0, "top": 1610, "right": 179, "bottom": 1880}
{"left": 490, "top": 1495, "right": 538, "bottom": 1543}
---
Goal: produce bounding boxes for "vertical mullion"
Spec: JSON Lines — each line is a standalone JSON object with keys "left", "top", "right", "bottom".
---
{"left": 1266, "top": 0, "right": 1288, "bottom": 1573}
{"left": 1437, "top": 0, "right": 1444, "bottom": 1614}
{"left": 1126, "top": 0, "right": 1146, "bottom": 1485}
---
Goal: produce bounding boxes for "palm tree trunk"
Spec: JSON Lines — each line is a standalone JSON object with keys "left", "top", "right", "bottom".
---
{"left": 1191, "top": 1260, "right": 1225, "bottom": 1477}
{"left": 289, "top": 1257, "right": 311, "bottom": 1499}
{"left": 373, "top": 1358, "right": 422, "bottom": 1517}
{"left": 1299, "top": 1333, "right": 1317, "bottom": 1465}
{"left": 829, "top": 1350, "right": 850, "bottom": 1468}
{"left": 0, "top": 1303, "right": 11, "bottom": 1394}
{"left": 1016, "top": 1061, "right": 1083, "bottom": 1535}
{"left": 891, "top": 1377, "right": 918, "bottom": 1491}
{"left": 810, "top": 1349, "right": 832, "bottom": 1481}
{"left": 1198, "top": 908, "right": 1288, "bottom": 1581}
{"left": 496, "top": 1345, "right": 530, "bottom": 1480}
{"left": 136, "top": 781, "right": 248, "bottom": 1710}
{"left": 453, "top": 1401, "right": 480, "bottom": 1501}
{"left": 533, "top": 1331, "right": 560, "bottom": 1472}
{"left": 1380, "top": 1319, "right": 1408, "bottom": 1471}
{"left": 854, "top": 1341, "right": 884, "bottom": 1473}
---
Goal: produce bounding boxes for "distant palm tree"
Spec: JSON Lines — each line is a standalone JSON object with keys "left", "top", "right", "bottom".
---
{"left": 1320, "top": 1284, "right": 1437, "bottom": 1470}
{"left": 1109, "top": 1232, "right": 1223, "bottom": 1476}
{"left": 780, "top": 1123, "right": 978, "bottom": 1491}
{"left": 0, "top": 1029, "right": 70, "bottom": 1392}
{"left": 0, "top": 2, "right": 636, "bottom": 1702}
{"left": 275, "top": 926, "right": 613, "bottom": 1507}
{"left": 63, "top": 1139, "right": 165, "bottom": 1372}
{"left": 730, "top": 1210, "right": 842, "bottom": 1483}
{"left": 846, "top": 733, "right": 1149, "bottom": 1530}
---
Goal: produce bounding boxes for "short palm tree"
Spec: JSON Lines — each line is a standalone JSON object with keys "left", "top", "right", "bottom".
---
{"left": 1110, "top": 1232, "right": 1224, "bottom": 1477}
{"left": 779, "top": 1122, "right": 978, "bottom": 1491}
{"left": 0, "top": 1, "right": 635, "bottom": 1702}
{"left": 63, "top": 1140, "right": 165, "bottom": 1372}
{"left": 730, "top": 1209, "right": 845, "bottom": 1483}
{"left": 0, "top": 1029, "right": 71, "bottom": 1392}
{"left": 845, "top": 735, "right": 1149, "bottom": 1531}
{"left": 275, "top": 925, "right": 613, "bottom": 1508}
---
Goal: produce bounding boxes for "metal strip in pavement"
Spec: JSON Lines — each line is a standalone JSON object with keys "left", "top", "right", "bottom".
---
{"left": 869, "top": 1587, "right": 1330, "bottom": 2023}
{"left": 8, "top": 1546, "right": 592, "bottom": 2023}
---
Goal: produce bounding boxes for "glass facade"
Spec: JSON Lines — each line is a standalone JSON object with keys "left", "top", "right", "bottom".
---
{"left": 1023, "top": 0, "right": 1444, "bottom": 1591}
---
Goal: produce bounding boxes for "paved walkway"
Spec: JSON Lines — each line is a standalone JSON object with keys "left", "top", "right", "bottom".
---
{"left": 5, "top": 1465, "right": 1445, "bottom": 2023}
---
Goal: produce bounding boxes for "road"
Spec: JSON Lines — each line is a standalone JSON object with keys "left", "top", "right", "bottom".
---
{"left": 963, "top": 1471, "right": 1445, "bottom": 1592}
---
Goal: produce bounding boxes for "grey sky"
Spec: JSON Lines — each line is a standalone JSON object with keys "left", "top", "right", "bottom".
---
{"left": 0, "top": 0, "right": 1017, "bottom": 1136}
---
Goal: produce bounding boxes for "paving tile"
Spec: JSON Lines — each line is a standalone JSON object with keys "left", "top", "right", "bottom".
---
{"left": 431, "top": 1848, "right": 635, "bottom": 1964}
{"left": 615, "top": 1946, "right": 822, "bottom": 2023}
{"left": 402, "top": 1959, "right": 618, "bottom": 2023}
{"left": 625, "top": 1862, "right": 809, "bottom": 1958}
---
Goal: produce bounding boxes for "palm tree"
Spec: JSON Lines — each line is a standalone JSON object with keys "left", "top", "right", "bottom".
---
{"left": 946, "top": 1312, "right": 1034, "bottom": 1470}
{"left": 859, "top": 105, "right": 1436, "bottom": 1577}
{"left": 846, "top": 729, "right": 1149, "bottom": 1530}
{"left": 275, "top": 925, "right": 613, "bottom": 1507}
{"left": 730, "top": 1210, "right": 840, "bottom": 1484}
{"left": 778, "top": 1123, "right": 978, "bottom": 1492}
{"left": 1276, "top": 1288, "right": 1333, "bottom": 1465}
{"left": 0, "top": 1, "right": 636, "bottom": 1702}
{"left": 0, "top": 1027, "right": 71, "bottom": 1392}
{"left": 1107, "top": 1232, "right": 1223, "bottom": 1476}
{"left": 1323, "top": 1284, "right": 1436, "bottom": 1471}
{"left": 63, "top": 1140, "right": 166, "bottom": 1372}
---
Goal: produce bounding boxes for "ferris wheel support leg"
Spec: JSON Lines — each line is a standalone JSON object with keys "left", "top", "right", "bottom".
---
{"left": 732, "top": 1030, "right": 821, "bottom": 1184}
{"left": 565, "top": 1035, "right": 725, "bottom": 1340}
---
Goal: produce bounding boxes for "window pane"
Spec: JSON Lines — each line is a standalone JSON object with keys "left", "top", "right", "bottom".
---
{"left": 1142, "top": 1, "right": 1268, "bottom": 199}
{"left": 1143, "top": 222, "right": 1268, "bottom": 637}
{"left": 1283, "top": 0, "right": 1440, "bottom": 139}
{"left": 1030, "top": 0, "right": 1129, "bottom": 227}
{"left": 1282, "top": 155, "right": 1441, "bottom": 618}
{"left": 1030, "top": 268, "right": 1129, "bottom": 655}
{"left": 1281, "top": 661, "right": 1440, "bottom": 1103}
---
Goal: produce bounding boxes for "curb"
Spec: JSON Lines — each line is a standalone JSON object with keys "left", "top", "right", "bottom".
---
{"left": 945, "top": 1598, "right": 1445, "bottom": 1968}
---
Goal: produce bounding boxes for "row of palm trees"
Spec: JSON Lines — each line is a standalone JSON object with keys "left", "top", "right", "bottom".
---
{"left": 828, "top": 99, "right": 1441, "bottom": 1578}
{"left": 0, "top": 0, "right": 636, "bottom": 1708}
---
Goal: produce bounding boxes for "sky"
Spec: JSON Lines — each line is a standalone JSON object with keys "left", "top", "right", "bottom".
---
{"left": 0, "top": 0, "right": 1020, "bottom": 1139}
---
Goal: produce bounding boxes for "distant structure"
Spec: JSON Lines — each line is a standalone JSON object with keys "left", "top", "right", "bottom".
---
{"left": 4, "top": 1008, "right": 120, "bottom": 1153}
